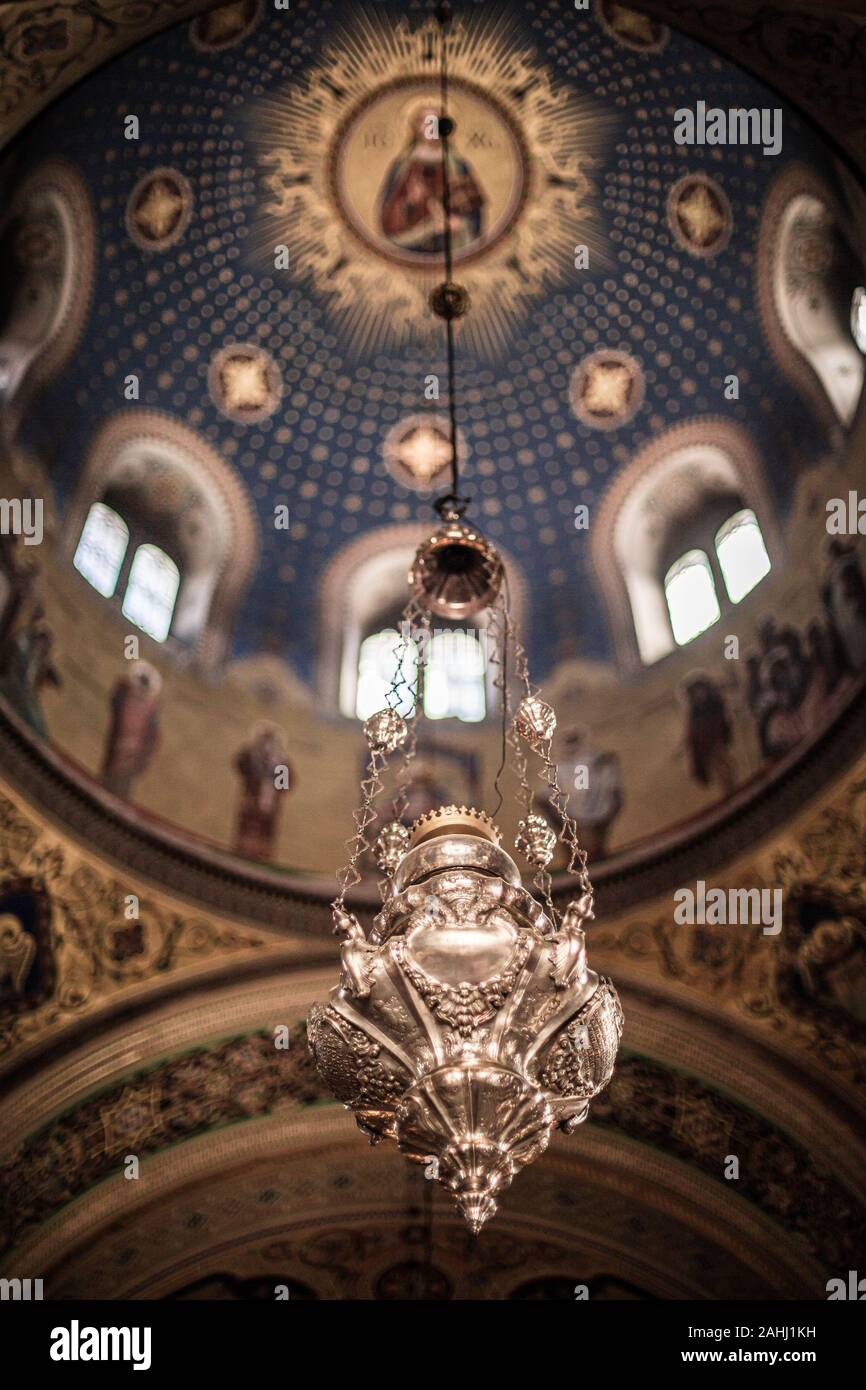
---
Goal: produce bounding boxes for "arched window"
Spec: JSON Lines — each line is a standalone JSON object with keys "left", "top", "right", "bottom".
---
{"left": 75, "top": 501, "right": 181, "bottom": 643}
{"left": 74, "top": 499, "right": 182, "bottom": 644}
{"left": 0, "top": 160, "right": 95, "bottom": 427}
{"left": 593, "top": 422, "right": 781, "bottom": 669}
{"left": 66, "top": 414, "right": 257, "bottom": 669}
{"left": 715, "top": 507, "right": 771, "bottom": 603}
{"left": 73, "top": 502, "right": 129, "bottom": 598}
{"left": 664, "top": 550, "right": 720, "bottom": 646}
{"left": 320, "top": 527, "right": 524, "bottom": 720}
{"left": 663, "top": 508, "right": 772, "bottom": 647}
{"left": 355, "top": 626, "right": 487, "bottom": 723}
{"left": 121, "top": 543, "right": 180, "bottom": 643}
{"left": 424, "top": 629, "right": 486, "bottom": 722}
{"left": 356, "top": 629, "right": 418, "bottom": 721}
{"left": 851, "top": 286, "right": 866, "bottom": 354}
{"left": 759, "top": 166, "right": 865, "bottom": 432}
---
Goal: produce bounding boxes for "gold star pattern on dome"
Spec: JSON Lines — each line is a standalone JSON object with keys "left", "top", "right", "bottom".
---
{"left": 126, "top": 169, "right": 192, "bottom": 251}
{"left": 396, "top": 426, "right": 452, "bottom": 484}
{"left": 570, "top": 350, "right": 645, "bottom": 430}
{"left": 208, "top": 345, "right": 282, "bottom": 423}
{"left": 222, "top": 358, "right": 269, "bottom": 412}
{"left": 383, "top": 414, "right": 464, "bottom": 492}
{"left": 135, "top": 182, "right": 181, "bottom": 241}
{"left": 672, "top": 1095, "right": 732, "bottom": 1159}
{"left": 668, "top": 175, "right": 732, "bottom": 257}
{"left": 678, "top": 187, "right": 724, "bottom": 246}
{"left": 583, "top": 363, "right": 632, "bottom": 416}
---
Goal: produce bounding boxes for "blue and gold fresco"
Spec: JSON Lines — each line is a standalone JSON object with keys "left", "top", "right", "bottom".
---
{"left": 8, "top": 0, "right": 842, "bottom": 681}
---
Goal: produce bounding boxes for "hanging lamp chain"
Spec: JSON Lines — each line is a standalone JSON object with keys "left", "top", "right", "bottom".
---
{"left": 390, "top": 597, "right": 431, "bottom": 824}
{"left": 332, "top": 745, "right": 389, "bottom": 916}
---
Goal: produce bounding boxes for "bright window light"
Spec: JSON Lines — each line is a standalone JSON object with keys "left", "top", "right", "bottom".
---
{"left": 852, "top": 286, "right": 866, "bottom": 353}
{"left": 122, "top": 543, "right": 180, "bottom": 642}
{"left": 715, "top": 508, "right": 771, "bottom": 603}
{"left": 424, "top": 629, "right": 486, "bottom": 723}
{"left": 664, "top": 550, "right": 720, "bottom": 646}
{"left": 73, "top": 502, "right": 129, "bottom": 598}
{"left": 356, "top": 629, "right": 418, "bottom": 720}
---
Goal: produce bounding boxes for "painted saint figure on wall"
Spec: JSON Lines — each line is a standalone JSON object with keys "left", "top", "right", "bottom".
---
{"left": 0, "top": 604, "right": 60, "bottom": 739}
{"left": 822, "top": 538, "right": 866, "bottom": 674}
{"left": 378, "top": 103, "right": 485, "bottom": 257}
{"left": 746, "top": 601, "right": 854, "bottom": 761}
{"left": 400, "top": 766, "right": 453, "bottom": 825}
{"left": 234, "top": 722, "right": 292, "bottom": 861}
{"left": 0, "top": 537, "right": 60, "bottom": 738}
{"left": 540, "top": 725, "right": 623, "bottom": 860}
{"left": 680, "top": 674, "right": 736, "bottom": 796}
{"left": 0, "top": 534, "right": 41, "bottom": 656}
{"left": 100, "top": 660, "right": 162, "bottom": 799}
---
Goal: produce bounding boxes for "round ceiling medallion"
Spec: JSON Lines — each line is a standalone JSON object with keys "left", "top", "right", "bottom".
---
{"left": 125, "top": 167, "right": 193, "bottom": 252}
{"left": 255, "top": 13, "right": 601, "bottom": 358}
{"left": 569, "top": 349, "right": 645, "bottom": 430}
{"left": 383, "top": 413, "right": 467, "bottom": 492}
{"left": 330, "top": 78, "right": 528, "bottom": 270}
{"left": 190, "top": 0, "right": 262, "bottom": 52}
{"left": 208, "top": 343, "right": 282, "bottom": 424}
{"left": 598, "top": 1, "right": 669, "bottom": 52}
{"left": 667, "top": 174, "right": 732, "bottom": 258}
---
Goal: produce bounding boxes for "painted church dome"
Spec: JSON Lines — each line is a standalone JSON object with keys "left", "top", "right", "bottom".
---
{"left": 1, "top": 0, "right": 865, "bottom": 890}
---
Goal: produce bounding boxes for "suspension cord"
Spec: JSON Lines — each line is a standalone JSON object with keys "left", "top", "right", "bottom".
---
{"left": 435, "top": 1, "right": 462, "bottom": 512}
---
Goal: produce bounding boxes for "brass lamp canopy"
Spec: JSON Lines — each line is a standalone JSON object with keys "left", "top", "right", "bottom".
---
{"left": 409, "top": 517, "right": 504, "bottom": 619}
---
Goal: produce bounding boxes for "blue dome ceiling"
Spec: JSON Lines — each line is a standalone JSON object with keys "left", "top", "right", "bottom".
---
{"left": 11, "top": 0, "right": 839, "bottom": 681}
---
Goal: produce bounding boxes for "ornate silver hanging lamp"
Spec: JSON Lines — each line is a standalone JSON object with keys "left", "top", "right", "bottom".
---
{"left": 308, "top": 2, "right": 623, "bottom": 1233}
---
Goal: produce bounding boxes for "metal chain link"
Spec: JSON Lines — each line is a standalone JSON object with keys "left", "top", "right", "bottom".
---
{"left": 332, "top": 744, "right": 389, "bottom": 919}
{"left": 391, "top": 597, "right": 429, "bottom": 825}
{"left": 332, "top": 595, "right": 431, "bottom": 920}
{"left": 507, "top": 594, "right": 593, "bottom": 928}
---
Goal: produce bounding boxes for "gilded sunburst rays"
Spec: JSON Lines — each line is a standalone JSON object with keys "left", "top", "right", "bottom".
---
{"left": 249, "top": 10, "right": 613, "bottom": 358}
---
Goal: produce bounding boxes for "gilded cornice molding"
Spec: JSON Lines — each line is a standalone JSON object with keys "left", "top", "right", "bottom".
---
{"left": 1, "top": 1024, "right": 862, "bottom": 1285}
{"left": 10, "top": 1116, "right": 815, "bottom": 1299}
{"left": 632, "top": 1, "right": 866, "bottom": 177}
{"left": 0, "top": 1, "right": 213, "bottom": 148}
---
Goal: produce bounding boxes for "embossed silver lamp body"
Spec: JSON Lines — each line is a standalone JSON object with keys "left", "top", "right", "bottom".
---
{"left": 308, "top": 824, "right": 623, "bottom": 1232}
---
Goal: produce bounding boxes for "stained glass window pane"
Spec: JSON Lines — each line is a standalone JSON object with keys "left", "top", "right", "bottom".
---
{"left": 664, "top": 550, "right": 720, "bottom": 646}
{"left": 121, "top": 544, "right": 180, "bottom": 642}
{"left": 73, "top": 502, "right": 129, "bottom": 598}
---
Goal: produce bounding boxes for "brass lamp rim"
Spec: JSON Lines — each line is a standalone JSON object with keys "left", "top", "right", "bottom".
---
{"left": 408, "top": 804, "right": 501, "bottom": 847}
{"left": 409, "top": 519, "right": 504, "bottom": 619}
